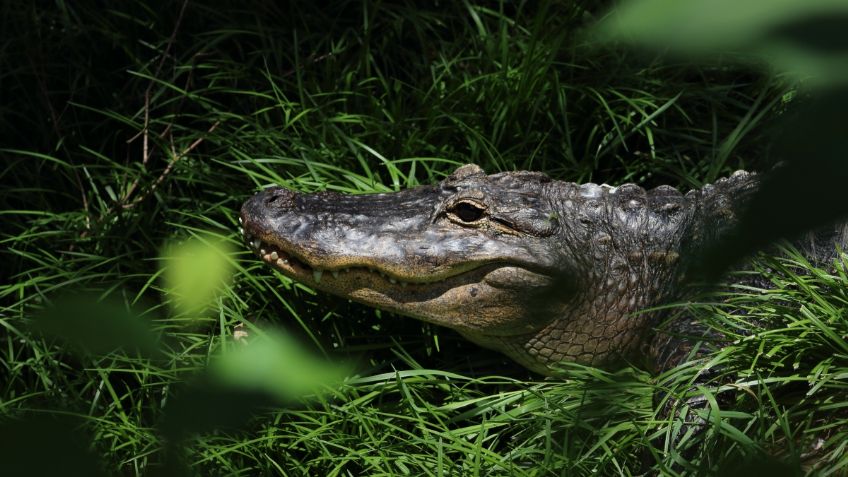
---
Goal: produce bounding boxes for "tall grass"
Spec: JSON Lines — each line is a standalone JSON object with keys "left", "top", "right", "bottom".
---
{"left": 1, "top": 1, "right": 845, "bottom": 475}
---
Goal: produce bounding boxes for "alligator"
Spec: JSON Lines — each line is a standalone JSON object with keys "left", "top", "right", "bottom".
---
{"left": 239, "top": 164, "right": 847, "bottom": 375}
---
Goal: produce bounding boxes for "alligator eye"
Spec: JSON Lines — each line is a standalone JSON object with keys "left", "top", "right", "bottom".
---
{"left": 451, "top": 201, "right": 485, "bottom": 223}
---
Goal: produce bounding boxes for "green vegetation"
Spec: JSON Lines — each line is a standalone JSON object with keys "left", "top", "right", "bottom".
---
{"left": 1, "top": 1, "right": 846, "bottom": 475}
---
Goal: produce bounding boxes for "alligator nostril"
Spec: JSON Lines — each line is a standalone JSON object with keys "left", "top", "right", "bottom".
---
{"left": 264, "top": 188, "right": 296, "bottom": 208}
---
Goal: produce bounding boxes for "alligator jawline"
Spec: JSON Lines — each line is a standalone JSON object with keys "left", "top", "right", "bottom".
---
{"left": 246, "top": 234, "right": 510, "bottom": 289}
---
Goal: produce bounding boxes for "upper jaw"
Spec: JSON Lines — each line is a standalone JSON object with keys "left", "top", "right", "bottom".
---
{"left": 240, "top": 186, "right": 562, "bottom": 287}
{"left": 240, "top": 221, "right": 560, "bottom": 301}
{"left": 240, "top": 222, "right": 553, "bottom": 288}
{"left": 242, "top": 226, "right": 423, "bottom": 288}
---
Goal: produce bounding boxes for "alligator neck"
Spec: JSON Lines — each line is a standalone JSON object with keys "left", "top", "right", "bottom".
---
{"left": 476, "top": 171, "right": 761, "bottom": 372}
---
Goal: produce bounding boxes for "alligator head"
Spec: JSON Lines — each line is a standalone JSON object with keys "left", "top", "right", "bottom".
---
{"left": 241, "top": 164, "right": 758, "bottom": 374}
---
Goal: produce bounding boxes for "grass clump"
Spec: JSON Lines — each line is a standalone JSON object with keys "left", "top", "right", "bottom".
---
{"left": 1, "top": 1, "right": 846, "bottom": 475}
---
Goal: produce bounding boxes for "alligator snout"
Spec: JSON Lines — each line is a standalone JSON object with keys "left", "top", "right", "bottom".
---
{"left": 264, "top": 187, "right": 297, "bottom": 208}
{"left": 241, "top": 187, "right": 296, "bottom": 222}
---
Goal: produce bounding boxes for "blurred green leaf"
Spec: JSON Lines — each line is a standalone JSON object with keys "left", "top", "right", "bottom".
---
{"left": 718, "top": 453, "right": 803, "bottom": 477}
{"left": 595, "top": 0, "right": 848, "bottom": 281}
{"left": 159, "top": 381, "right": 278, "bottom": 442}
{"left": 595, "top": 0, "right": 848, "bottom": 85}
{"left": 210, "top": 328, "right": 350, "bottom": 400}
{"left": 691, "top": 88, "right": 848, "bottom": 280}
{"left": 161, "top": 235, "right": 235, "bottom": 318}
{"left": 0, "top": 414, "right": 110, "bottom": 477}
{"left": 160, "top": 328, "right": 349, "bottom": 440}
{"left": 34, "top": 292, "right": 161, "bottom": 359}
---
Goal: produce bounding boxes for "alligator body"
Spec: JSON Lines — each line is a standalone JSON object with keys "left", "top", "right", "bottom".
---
{"left": 240, "top": 164, "right": 844, "bottom": 375}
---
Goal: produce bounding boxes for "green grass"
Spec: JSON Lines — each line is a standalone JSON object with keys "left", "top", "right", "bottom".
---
{"left": 1, "top": 1, "right": 846, "bottom": 475}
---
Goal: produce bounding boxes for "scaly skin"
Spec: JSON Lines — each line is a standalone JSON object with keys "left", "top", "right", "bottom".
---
{"left": 240, "top": 164, "right": 762, "bottom": 374}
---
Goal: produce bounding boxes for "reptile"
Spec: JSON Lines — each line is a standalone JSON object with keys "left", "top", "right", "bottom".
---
{"left": 239, "top": 163, "right": 847, "bottom": 375}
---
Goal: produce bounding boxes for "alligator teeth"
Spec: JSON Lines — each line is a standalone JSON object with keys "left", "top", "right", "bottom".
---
{"left": 331, "top": 270, "right": 339, "bottom": 279}
{"left": 238, "top": 217, "right": 243, "bottom": 224}
{"left": 276, "top": 258, "right": 287, "bottom": 267}
{"left": 400, "top": 282, "right": 407, "bottom": 287}
{"left": 270, "top": 251, "right": 278, "bottom": 260}
{"left": 313, "top": 269, "right": 323, "bottom": 283}
{"left": 389, "top": 277, "right": 397, "bottom": 284}
{"left": 238, "top": 226, "right": 244, "bottom": 235}
{"left": 252, "top": 239, "right": 261, "bottom": 249}
{"left": 260, "top": 248, "right": 267, "bottom": 255}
